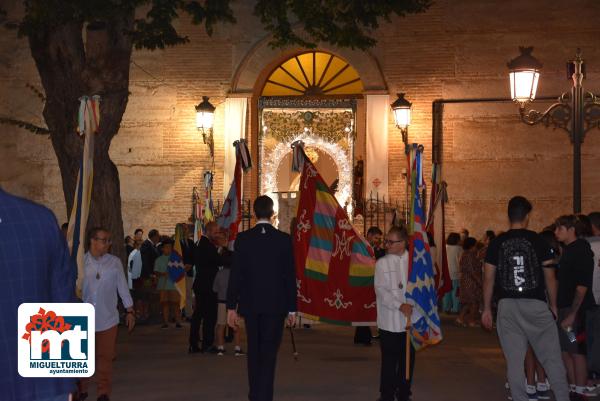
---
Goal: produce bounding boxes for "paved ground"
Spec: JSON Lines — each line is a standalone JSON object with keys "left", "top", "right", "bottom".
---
{"left": 86, "top": 315, "right": 508, "bottom": 401}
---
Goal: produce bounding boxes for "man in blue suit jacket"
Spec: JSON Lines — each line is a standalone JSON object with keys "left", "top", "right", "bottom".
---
{"left": 0, "top": 188, "right": 77, "bottom": 401}
{"left": 227, "top": 195, "right": 297, "bottom": 401}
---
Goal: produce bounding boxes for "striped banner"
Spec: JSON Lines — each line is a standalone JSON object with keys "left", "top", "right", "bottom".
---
{"left": 293, "top": 141, "right": 376, "bottom": 326}
{"left": 67, "top": 95, "right": 100, "bottom": 294}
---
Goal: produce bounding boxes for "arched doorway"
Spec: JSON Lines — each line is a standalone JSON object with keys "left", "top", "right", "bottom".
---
{"left": 254, "top": 51, "right": 363, "bottom": 229}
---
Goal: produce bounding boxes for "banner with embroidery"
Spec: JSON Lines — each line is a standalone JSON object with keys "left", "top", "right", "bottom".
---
{"left": 292, "top": 141, "right": 376, "bottom": 326}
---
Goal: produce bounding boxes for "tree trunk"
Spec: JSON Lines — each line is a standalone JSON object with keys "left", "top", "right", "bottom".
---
{"left": 27, "top": 13, "right": 134, "bottom": 263}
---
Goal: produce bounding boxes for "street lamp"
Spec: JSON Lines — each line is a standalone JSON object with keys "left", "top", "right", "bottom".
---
{"left": 195, "top": 96, "right": 215, "bottom": 158}
{"left": 391, "top": 93, "right": 412, "bottom": 153}
{"left": 508, "top": 47, "right": 600, "bottom": 213}
{"left": 391, "top": 93, "right": 413, "bottom": 218}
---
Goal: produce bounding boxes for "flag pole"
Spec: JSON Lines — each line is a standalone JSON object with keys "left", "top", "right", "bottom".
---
{"left": 405, "top": 323, "right": 411, "bottom": 381}
{"left": 289, "top": 325, "right": 298, "bottom": 361}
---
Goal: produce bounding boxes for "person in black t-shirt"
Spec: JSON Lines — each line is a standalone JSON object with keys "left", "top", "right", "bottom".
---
{"left": 554, "top": 215, "right": 596, "bottom": 397}
{"left": 482, "top": 196, "right": 569, "bottom": 401}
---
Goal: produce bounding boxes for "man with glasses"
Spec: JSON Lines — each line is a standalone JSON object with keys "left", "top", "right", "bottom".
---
{"left": 79, "top": 227, "right": 135, "bottom": 401}
{"left": 375, "top": 226, "right": 416, "bottom": 401}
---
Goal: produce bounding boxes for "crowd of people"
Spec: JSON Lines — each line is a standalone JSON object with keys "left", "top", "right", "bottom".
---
{"left": 122, "top": 222, "right": 245, "bottom": 356}
{"left": 436, "top": 197, "right": 600, "bottom": 401}
{"left": 4, "top": 183, "right": 600, "bottom": 401}
{"left": 113, "top": 197, "right": 600, "bottom": 401}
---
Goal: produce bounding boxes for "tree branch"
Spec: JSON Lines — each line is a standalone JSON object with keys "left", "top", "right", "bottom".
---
{"left": 26, "top": 83, "right": 46, "bottom": 102}
{"left": 0, "top": 117, "right": 50, "bottom": 135}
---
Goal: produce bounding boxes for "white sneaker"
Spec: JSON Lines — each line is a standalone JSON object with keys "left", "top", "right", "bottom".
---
{"left": 536, "top": 382, "right": 551, "bottom": 399}
{"left": 505, "top": 382, "right": 513, "bottom": 400}
{"left": 526, "top": 384, "right": 538, "bottom": 401}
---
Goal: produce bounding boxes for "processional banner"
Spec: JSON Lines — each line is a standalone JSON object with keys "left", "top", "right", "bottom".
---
{"left": 292, "top": 142, "right": 376, "bottom": 325}
{"left": 406, "top": 145, "right": 442, "bottom": 350}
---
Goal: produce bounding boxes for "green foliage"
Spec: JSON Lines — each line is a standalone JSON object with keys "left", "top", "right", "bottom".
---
{"left": 12, "top": 0, "right": 430, "bottom": 51}
{"left": 131, "top": 0, "right": 236, "bottom": 50}
{"left": 255, "top": 0, "right": 432, "bottom": 50}
{"left": 17, "top": 0, "right": 235, "bottom": 50}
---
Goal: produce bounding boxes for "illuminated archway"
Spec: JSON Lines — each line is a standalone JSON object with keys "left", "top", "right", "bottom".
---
{"left": 262, "top": 51, "right": 364, "bottom": 96}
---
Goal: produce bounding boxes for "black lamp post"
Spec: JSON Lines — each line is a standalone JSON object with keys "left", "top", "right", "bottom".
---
{"left": 390, "top": 93, "right": 412, "bottom": 155}
{"left": 391, "top": 93, "right": 413, "bottom": 218}
{"left": 508, "top": 47, "right": 600, "bottom": 213}
{"left": 195, "top": 96, "right": 216, "bottom": 158}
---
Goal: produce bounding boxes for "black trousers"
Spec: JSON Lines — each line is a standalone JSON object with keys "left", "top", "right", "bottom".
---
{"left": 244, "top": 314, "right": 286, "bottom": 401}
{"left": 354, "top": 326, "right": 372, "bottom": 344}
{"left": 189, "top": 286, "right": 217, "bottom": 349}
{"left": 379, "top": 329, "right": 415, "bottom": 401}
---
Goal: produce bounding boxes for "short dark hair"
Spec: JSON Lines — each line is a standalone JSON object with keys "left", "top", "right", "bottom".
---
{"left": 447, "top": 232, "right": 460, "bottom": 245}
{"left": 508, "top": 196, "right": 532, "bottom": 223}
{"left": 543, "top": 223, "right": 556, "bottom": 232}
{"left": 134, "top": 228, "right": 143, "bottom": 235}
{"left": 589, "top": 212, "right": 600, "bottom": 232}
{"left": 539, "top": 230, "right": 560, "bottom": 256}
{"left": 485, "top": 230, "right": 496, "bottom": 241}
{"left": 463, "top": 237, "right": 477, "bottom": 251}
{"left": 367, "top": 226, "right": 383, "bottom": 236}
{"left": 253, "top": 195, "right": 274, "bottom": 219}
{"left": 577, "top": 214, "right": 593, "bottom": 237}
{"left": 555, "top": 214, "right": 589, "bottom": 238}
{"left": 387, "top": 226, "right": 408, "bottom": 243}
{"left": 160, "top": 236, "right": 174, "bottom": 246}
{"left": 148, "top": 229, "right": 159, "bottom": 239}
{"left": 87, "top": 226, "right": 109, "bottom": 247}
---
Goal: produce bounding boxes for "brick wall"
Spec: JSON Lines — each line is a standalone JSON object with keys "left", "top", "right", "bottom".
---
{"left": 1, "top": 0, "right": 599, "bottom": 239}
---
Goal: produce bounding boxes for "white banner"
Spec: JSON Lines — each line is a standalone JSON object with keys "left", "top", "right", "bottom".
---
{"left": 366, "top": 94, "right": 389, "bottom": 197}
{"left": 223, "top": 98, "right": 247, "bottom": 186}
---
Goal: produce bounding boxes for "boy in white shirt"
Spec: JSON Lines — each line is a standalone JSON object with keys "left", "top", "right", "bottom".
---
{"left": 375, "top": 226, "right": 416, "bottom": 401}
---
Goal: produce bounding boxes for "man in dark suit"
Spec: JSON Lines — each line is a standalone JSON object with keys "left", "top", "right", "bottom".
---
{"left": 137, "top": 228, "right": 160, "bottom": 321}
{"left": 189, "top": 221, "right": 223, "bottom": 353}
{"left": 140, "top": 229, "right": 160, "bottom": 279}
{"left": 179, "top": 223, "right": 196, "bottom": 320}
{"left": 227, "top": 195, "right": 297, "bottom": 401}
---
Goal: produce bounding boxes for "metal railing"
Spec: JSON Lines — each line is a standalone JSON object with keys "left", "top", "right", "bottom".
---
{"left": 354, "top": 193, "right": 408, "bottom": 236}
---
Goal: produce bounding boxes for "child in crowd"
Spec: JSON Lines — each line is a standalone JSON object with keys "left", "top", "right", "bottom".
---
{"left": 154, "top": 237, "right": 182, "bottom": 329}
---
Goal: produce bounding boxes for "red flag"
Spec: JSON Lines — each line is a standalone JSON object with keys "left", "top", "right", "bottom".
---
{"left": 293, "top": 143, "right": 376, "bottom": 325}
{"left": 426, "top": 165, "right": 451, "bottom": 300}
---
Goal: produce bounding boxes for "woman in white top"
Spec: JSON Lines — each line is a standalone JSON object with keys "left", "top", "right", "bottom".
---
{"left": 442, "top": 232, "right": 462, "bottom": 314}
{"left": 80, "top": 227, "right": 135, "bottom": 401}
{"left": 375, "top": 226, "right": 418, "bottom": 401}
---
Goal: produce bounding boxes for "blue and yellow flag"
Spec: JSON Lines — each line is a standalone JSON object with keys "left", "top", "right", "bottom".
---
{"left": 168, "top": 224, "right": 187, "bottom": 309}
{"left": 406, "top": 145, "right": 442, "bottom": 350}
